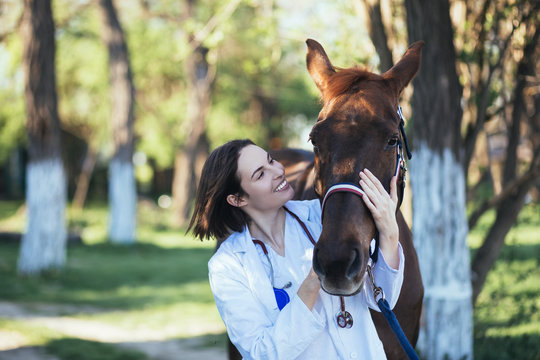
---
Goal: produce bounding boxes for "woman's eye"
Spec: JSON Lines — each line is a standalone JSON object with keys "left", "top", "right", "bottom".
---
{"left": 258, "top": 171, "right": 264, "bottom": 179}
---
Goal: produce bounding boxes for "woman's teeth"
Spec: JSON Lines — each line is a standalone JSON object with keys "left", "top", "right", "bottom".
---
{"left": 274, "top": 180, "right": 288, "bottom": 192}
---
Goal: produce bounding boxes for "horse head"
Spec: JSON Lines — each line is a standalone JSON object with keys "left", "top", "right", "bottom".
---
{"left": 306, "top": 39, "right": 423, "bottom": 296}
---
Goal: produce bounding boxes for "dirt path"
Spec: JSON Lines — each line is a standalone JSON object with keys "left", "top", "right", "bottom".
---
{"left": 0, "top": 301, "right": 227, "bottom": 360}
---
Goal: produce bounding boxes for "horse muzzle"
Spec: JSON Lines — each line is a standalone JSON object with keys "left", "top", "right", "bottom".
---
{"left": 313, "top": 245, "right": 368, "bottom": 296}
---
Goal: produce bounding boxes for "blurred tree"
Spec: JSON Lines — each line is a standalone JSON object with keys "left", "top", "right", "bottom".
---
{"left": 170, "top": 0, "right": 224, "bottom": 226}
{"left": 137, "top": 0, "right": 319, "bottom": 225}
{"left": 137, "top": 0, "right": 235, "bottom": 226}
{"left": 463, "top": 1, "right": 540, "bottom": 302}
{"left": 17, "top": 0, "right": 67, "bottom": 274}
{"left": 359, "top": 1, "right": 539, "bottom": 356}
{"left": 97, "top": 0, "right": 137, "bottom": 243}
{"left": 53, "top": 0, "right": 110, "bottom": 209}
{"left": 355, "top": 0, "right": 394, "bottom": 71}
{"left": 210, "top": 1, "right": 318, "bottom": 149}
{"left": 405, "top": 0, "right": 473, "bottom": 358}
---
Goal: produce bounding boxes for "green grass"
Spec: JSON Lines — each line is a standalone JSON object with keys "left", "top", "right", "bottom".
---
{"left": 0, "top": 200, "right": 223, "bottom": 360}
{"left": 1, "top": 199, "right": 539, "bottom": 359}
{"left": 469, "top": 201, "right": 540, "bottom": 360}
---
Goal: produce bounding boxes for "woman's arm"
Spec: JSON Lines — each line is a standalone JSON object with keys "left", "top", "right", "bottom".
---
{"left": 358, "top": 169, "right": 404, "bottom": 309}
{"left": 297, "top": 268, "right": 321, "bottom": 310}
{"left": 209, "top": 255, "right": 325, "bottom": 360}
{"left": 359, "top": 169, "right": 400, "bottom": 269}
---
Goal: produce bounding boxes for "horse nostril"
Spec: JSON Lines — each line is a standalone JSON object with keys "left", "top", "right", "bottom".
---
{"left": 346, "top": 248, "right": 361, "bottom": 280}
{"left": 312, "top": 248, "right": 324, "bottom": 278}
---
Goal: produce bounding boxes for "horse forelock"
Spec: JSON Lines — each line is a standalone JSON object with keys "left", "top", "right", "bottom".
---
{"left": 325, "top": 66, "right": 382, "bottom": 101}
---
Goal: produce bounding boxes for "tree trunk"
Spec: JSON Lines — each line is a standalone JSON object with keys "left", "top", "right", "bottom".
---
{"left": 471, "top": 23, "right": 540, "bottom": 303}
{"left": 18, "top": 0, "right": 67, "bottom": 275}
{"left": 72, "top": 146, "right": 97, "bottom": 210}
{"left": 405, "top": 0, "right": 473, "bottom": 358}
{"left": 98, "top": 0, "right": 137, "bottom": 243}
{"left": 358, "top": 0, "right": 394, "bottom": 72}
{"left": 172, "top": 43, "right": 214, "bottom": 226}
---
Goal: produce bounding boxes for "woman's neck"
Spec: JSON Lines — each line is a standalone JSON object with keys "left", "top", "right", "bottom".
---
{"left": 248, "top": 207, "right": 286, "bottom": 256}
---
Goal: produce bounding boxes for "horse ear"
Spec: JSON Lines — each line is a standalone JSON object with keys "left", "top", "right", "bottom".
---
{"left": 383, "top": 41, "right": 424, "bottom": 96}
{"left": 306, "top": 39, "right": 336, "bottom": 96}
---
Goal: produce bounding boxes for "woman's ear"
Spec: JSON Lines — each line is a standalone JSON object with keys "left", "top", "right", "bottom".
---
{"left": 227, "top": 194, "right": 247, "bottom": 208}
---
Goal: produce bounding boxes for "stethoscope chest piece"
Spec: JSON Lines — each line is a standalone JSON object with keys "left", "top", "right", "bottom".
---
{"left": 336, "top": 310, "right": 354, "bottom": 329}
{"left": 273, "top": 287, "right": 290, "bottom": 310}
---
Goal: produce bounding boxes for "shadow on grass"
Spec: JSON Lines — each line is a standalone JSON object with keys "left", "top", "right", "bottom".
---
{"left": 474, "top": 333, "right": 540, "bottom": 360}
{"left": 471, "top": 242, "right": 540, "bottom": 264}
{"left": 0, "top": 340, "right": 146, "bottom": 360}
{"left": 499, "top": 242, "right": 540, "bottom": 263}
{"left": 45, "top": 338, "right": 147, "bottom": 360}
{"left": 0, "top": 242, "right": 217, "bottom": 310}
{"left": 0, "top": 333, "right": 228, "bottom": 360}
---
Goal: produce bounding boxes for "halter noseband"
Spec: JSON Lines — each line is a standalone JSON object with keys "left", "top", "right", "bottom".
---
{"left": 319, "top": 106, "right": 411, "bottom": 262}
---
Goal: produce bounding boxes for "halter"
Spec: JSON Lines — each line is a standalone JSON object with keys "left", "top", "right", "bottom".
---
{"left": 320, "top": 105, "right": 411, "bottom": 262}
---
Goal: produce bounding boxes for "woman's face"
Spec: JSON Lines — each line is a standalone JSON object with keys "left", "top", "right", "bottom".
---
{"left": 235, "top": 144, "right": 294, "bottom": 212}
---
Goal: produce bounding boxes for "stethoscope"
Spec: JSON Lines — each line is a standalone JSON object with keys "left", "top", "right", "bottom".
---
{"left": 252, "top": 207, "right": 355, "bottom": 328}
{"left": 252, "top": 239, "right": 292, "bottom": 310}
{"left": 252, "top": 207, "right": 313, "bottom": 311}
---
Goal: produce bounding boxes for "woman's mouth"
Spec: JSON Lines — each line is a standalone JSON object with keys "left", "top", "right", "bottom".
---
{"left": 274, "top": 179, "right": 289, "bottom": 192}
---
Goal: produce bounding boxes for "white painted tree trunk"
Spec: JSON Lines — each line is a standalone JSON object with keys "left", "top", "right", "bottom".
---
{"left": 108, "top": 158, "right": 137, "bottom": 244}
{"left": 18, "top": 158, "right": 67, "bottom": 274}
{"left": 410, "top": 142, "right": 473, "bottom": 360}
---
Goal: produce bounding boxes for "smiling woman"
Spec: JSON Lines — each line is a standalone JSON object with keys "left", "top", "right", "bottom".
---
{"left": 188, "top": 139, "right": 404, "bottom": 360}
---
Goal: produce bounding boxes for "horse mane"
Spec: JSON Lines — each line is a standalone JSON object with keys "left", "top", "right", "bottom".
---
{"left": 326, "top": 66, "right": 381, "bottom": 100}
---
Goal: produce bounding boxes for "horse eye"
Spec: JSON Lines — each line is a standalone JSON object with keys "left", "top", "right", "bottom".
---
{"left": 310, "top": 138, "right": 319, "bottom": 151}
{"left": 387, "top": 137, "right": 399, "bottom": 147}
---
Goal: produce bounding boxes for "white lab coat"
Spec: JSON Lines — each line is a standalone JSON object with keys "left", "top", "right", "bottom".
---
{"left": 208, "top": 199, "right": 405, "bottom": 360}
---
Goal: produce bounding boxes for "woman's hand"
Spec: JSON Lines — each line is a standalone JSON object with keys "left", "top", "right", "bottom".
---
{"left": 297, "top": 268, "right": 320, "bottom": 311}
{"left": 359, "top": 169, "right": 400, "bottom": 269}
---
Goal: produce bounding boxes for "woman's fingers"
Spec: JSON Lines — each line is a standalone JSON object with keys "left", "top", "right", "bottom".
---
{"left": 389, "top": 176, "right": 398, "bottom": 205}
{"left": 359, "top": 170, "right": 389, "bottom": 204}
{"left": 359, "top": 170, "right": 398, "bottom": 219}
{"left": 363, "top": 168, "right": 387, "bottom": 196}
{"left": 360, "top": 188, "right": 376, "bottom": 212}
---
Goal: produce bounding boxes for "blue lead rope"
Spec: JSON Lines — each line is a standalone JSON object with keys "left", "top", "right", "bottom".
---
{"left": 376, "top": 298, "right": 420, "bottom": 360}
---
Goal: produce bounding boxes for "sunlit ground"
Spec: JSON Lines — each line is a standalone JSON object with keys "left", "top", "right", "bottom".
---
{"left": 0, "top": 200, "right": 225, "bottom": 359}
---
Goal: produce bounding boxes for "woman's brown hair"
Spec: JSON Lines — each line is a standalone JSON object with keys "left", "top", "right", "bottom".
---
{"left": 188, "top": 139, "right": 254, "bottom": 240}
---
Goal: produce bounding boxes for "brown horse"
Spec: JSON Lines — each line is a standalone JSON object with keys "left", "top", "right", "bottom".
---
{"left": 222, "top": 40, "right": 424, "bottom": 359}
{"left": 302, "top": 39, "right": 424, "bottom": 359}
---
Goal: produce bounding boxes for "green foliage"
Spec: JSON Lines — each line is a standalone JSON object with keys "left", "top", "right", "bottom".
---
{"left": 55, "top": 4, "right": 111, "bottom": 150}
{"left": 0, "top": 34, "right": 25, "bottom": 163}
{"left": 127, "top": 16, "right": 186, "bottom": 168}
{"left": 208, "top": 1, "right": 320, "bottom": 149}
